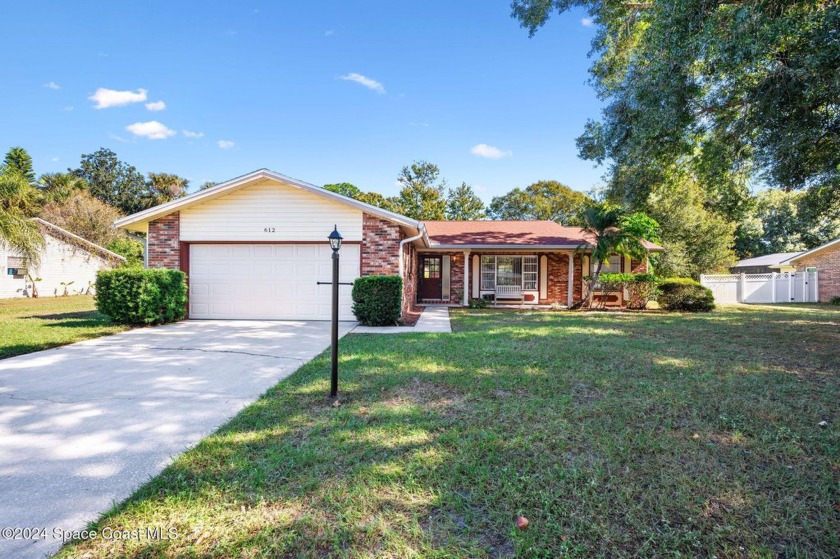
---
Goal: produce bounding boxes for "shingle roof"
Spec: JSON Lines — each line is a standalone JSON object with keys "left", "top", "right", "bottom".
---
{"left": 423, "top": 220, "right": 663, "bottom": 250}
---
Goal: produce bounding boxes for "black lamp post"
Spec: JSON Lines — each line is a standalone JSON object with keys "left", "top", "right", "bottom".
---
{"left": 327, "top": 226, "right": 343, "bottom": 399}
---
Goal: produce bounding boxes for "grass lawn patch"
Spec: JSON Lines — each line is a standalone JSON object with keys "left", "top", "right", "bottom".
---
{"left": 57, "top": 305, "right": 839, "bottom": 558}
{"left": 0, "top": 296, "right": 131, "bottom": 359}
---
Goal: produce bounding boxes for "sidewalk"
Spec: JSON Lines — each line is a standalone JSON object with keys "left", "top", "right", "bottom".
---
{"left": 352, "top": 306, "right": 452, "bottom": 334}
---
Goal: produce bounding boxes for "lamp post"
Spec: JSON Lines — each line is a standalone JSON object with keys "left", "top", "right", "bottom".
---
{"left": 327, "top": 226, "right": 343, "bottom": 399}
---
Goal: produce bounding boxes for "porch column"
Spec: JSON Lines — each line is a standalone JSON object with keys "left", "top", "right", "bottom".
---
{"left": 463, "top": 250, "right": 470, "bottom": 306}
{"left": 567, "top": 253, "right": 574, "bottom": 307}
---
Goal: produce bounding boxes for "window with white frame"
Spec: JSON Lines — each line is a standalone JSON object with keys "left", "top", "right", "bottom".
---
{"left": 523, "top": 256, "right": 538, "bottom": 290}
{"left": 480, "top": 256, "right": 538, "bottom": 291}
{"left": 481, "top": 256, "right": 496, "bottom": 290}
{"left": 591, "top": 255, "right": 622, "bottom": 275}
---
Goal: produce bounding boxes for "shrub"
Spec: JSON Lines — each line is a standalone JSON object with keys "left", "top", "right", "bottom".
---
{"left": 106, "top": 237, "right": 145, "bottom": 268}
{"left": 830, "top": 296, "right": 840, "bottom": 306}
{"left": 626, "top": 273, "right": 660, "bottom": 309}
{"left": 96, "top": 268, "right": 187, "bottom": 324}
{"left": 468, "top": 297, "right": 489, "bottom": 309}
{"left": 351, "top": 275, "right": 402, "bottom": 326}
{"left": 657, "top": 278, "right": 715, "bottom": 312}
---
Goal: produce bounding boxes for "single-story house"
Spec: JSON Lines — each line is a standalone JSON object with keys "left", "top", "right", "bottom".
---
{"left": 730, "top": 252, "right": 801, "bottom": 274}
{"left": 114, "top": 169, "right": 662, "bottom": 320}
{"left": 1, "top": 218, "right": 125, "bottom": 298}
{"left": 775, "top": 238, "right": 840, "bottom": 302}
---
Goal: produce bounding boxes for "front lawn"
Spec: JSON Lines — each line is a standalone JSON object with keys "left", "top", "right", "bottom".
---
{"left": 58, "top": 305, "right": 839, "bottom": 558}
{"left": 0, "top": 296, "right": 129, "bottom": 359}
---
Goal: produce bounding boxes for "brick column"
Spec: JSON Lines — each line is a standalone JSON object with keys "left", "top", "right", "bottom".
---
{"left": 147, "top": 212, "right": 180, "bottom": 269}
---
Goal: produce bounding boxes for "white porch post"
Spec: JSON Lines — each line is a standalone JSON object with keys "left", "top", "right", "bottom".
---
{"left": 567, "top": 253, "right": 574, "bottom": 307}
{"left": 814, "top": 270, "right": 819, "bottom": 302}
{"left": 463, "top": 250, "right": 470, "bottom": 306}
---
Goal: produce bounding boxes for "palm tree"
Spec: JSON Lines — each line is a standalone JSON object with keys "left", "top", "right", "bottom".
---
{"left": 577, "top": 203, "right": 656, "bottom": 308}
{"left": 0, "top": 171, "right": 44, "bottom": 270}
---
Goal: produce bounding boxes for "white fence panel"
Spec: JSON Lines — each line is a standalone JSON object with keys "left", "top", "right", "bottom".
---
{"left": 701, "top": 274, "right": 739, "bottom": 303}
{"left": 701, "top": 271, "right": 818, "bottom": 304}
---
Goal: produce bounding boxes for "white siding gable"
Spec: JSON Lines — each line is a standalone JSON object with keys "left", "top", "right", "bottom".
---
{"left": 1, "top": 236, "right": 116, "bottom": 298}
{"left": 180, "top": 178, "right": 364, "bottom": 242}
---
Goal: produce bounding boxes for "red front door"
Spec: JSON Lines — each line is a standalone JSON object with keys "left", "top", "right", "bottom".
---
{"left": 419, "top": 256, "right": 443, "bottom": 300}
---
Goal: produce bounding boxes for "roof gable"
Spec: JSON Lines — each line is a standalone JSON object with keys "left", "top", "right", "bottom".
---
{"left": 779, "top": 237, "right": 840, "bottom": 264}
{"left": 114, "top": 169, "right": 422, "bottom": 233}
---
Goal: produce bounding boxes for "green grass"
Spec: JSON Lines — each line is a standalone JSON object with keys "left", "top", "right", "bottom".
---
{"left": 0, "top": 295, "right": 130, "bottom": 359}
{"left": 57, "top": 305, "right": 839, "bottom": 558}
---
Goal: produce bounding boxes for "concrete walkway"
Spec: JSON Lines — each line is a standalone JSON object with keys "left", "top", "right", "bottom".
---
{"left": 352, "top": 306, "right": 452, "bottom": 334}
{"left": 0, "top": 320, "right": 355, "bottom": 559}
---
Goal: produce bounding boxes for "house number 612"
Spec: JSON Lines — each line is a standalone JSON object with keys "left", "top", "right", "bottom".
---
{"left": 264, "top": 227, "right": 275, "bottom": 233}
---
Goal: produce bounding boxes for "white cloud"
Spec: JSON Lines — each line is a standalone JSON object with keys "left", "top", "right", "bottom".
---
{"left": 339, "top": 73, "right": 385, "bottom": 94}
{"left": 63, "top": 105, "right": 74, "bottom": 111}
{"left": 325, "top": 29, "right": 335, "bottom": 36}
{"left": 145, "top": 100, "right": 166, "bottom": 111}
{"left": 51, "top": 156, "right": 59, "bottom": 162}
{"left": 109, "top": 133, "right": 130, "bottom": 143}
{"left": 470, "top": 143, "right": 512, "bottom": 159}
{"left": 217, "top": 140, "right": 235, "bottom": 149}
{"left": 89, "top": 87, "right": 148, "bottom": 109}
{"left": 44, "top": 81, "right": 60, "bottom": 90}
{"left": 126, "top": 121, "right": 176, "bottom": 140}
{"left": 581, "top": 18, "right": 593, "bottom": 26}
{"left": 182, "top": 129, "right": 204, "bottom": 138}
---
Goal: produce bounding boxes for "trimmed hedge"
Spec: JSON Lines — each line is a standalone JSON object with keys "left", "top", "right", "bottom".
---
{"left": 96, "top": 268, "right": 188, "bottom": 324}
{"left": 352, "top": 275, "right": 403, "bottom": 326}
{"left": 657, "top": 278, "right": 715, "bottom": 312}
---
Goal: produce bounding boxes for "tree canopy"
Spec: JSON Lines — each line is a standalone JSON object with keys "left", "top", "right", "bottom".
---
{"left": 73, "top": 148, "right": 148, "bottom": 215}
{"left": 488, "top": 180, "right": 590, "bottom": 224}
{"left": 512, "top": 0, "right": 839, "bottom": 275}
{"left": 3, "top": 147, "right": 36, "bottom": 185}
{"left": 393, "top": 161, "right": 448, "bottom": 220}
{"left": 445, "top": 183, "right": 486, "bottom": 220}
{"left": 0, "top": 170, "right": 43, "bottom": 264}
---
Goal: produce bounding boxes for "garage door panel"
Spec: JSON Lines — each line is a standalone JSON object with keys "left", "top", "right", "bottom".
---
{"left": 189, "top": 243, "right": 360, "bottom": 320}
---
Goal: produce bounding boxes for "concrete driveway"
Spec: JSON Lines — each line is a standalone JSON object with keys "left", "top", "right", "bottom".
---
{"left": 0, "top": 320, "right": 355, "bottom": 559}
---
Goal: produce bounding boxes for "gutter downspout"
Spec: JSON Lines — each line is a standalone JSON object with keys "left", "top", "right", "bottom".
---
{"left": 399, "top": 224, "right": 426, "bottom": 279}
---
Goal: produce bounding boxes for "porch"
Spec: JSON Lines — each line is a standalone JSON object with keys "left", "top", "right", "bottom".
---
{"left": 415, "top": 251, "right": 583, "bottom": 307}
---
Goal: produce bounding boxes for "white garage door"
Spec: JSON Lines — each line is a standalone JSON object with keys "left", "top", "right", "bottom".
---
{"left": 188, "top": 244, "right": 359, "bottom": 320}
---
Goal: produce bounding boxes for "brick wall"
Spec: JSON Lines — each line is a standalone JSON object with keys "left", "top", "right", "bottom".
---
{"left": 794, "top": 243, "right": 840, "bottom": 302}
{"left": 361, "top": 213, "right": 401, "bottom": 276}
{"left": 450, "top": 254, "right": 465, "bottom": 304}
{"left": 147, "top": 212, "right": 180, "bottom": 269}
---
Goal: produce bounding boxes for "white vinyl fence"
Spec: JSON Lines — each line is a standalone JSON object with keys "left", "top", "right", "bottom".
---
{"left": 701, "top": 271, "right": 818, "bottom": 304}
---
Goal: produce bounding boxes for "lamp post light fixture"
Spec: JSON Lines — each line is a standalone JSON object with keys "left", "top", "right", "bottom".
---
{"left": 327, "top": 226, "right": 343, "bottom": 399}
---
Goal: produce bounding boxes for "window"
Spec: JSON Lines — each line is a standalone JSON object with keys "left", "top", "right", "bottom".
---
{"left": 592, "top": 255, "right": 622, "bottom": 275}
{"left": 423, "top": 257, "right": 440, "bottom": 279}
{"left": 481, "top": 256, "right": 495, "bottom": 290}
{"left": 6, "top": 256, "right": 28, "bottom": 279}
{"left": 480, "top": 256, "right": 538, "bottom": 291}
{"left": 523, "top": 256, "right": 538, "bottom": 290}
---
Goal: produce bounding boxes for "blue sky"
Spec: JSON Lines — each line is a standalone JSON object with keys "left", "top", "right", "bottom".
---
{"left": 0, "top": 1, "right": 603, "bottom": 201}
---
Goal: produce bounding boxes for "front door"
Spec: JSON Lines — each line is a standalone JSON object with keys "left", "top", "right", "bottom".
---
{"left": 419, "top": 256, "right": 443, "bottom": 300}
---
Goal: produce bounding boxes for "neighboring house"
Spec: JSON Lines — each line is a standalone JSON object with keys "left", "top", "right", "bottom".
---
{"left": 730, "top": 252, "right": 801, "bottom": 274}
{"left": 114, "top": 169, "right": 663, "bottom": 320}
{"left": 776, "top": 238, "right": 840, "bottom": 302}
{"left": 1, "top": 218, "right": 125, "bottom": 298}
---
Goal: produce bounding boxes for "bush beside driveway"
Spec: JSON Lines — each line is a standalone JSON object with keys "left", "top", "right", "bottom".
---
{"left": 55, "top": 305, "right": 840, "bottom": 558}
